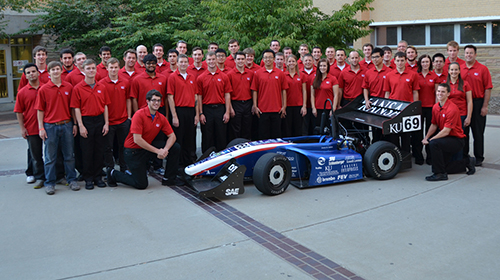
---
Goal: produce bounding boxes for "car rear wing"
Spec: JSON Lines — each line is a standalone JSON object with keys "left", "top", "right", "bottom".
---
{"left": 335, "top": 95, "right": 422, "bottom": 135}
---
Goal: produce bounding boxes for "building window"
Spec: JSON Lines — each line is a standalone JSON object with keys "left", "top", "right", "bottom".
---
{"left": 402, "top": 25, "right": 425, "bottom": 46}
{"left": 460, "top": 22, "right": 486, "bottom": 44}
{"left": 492, "top": 21, "right": 500, "bottom": 44}
{"left": 430, "top": 24, "right": 454, "bottom": 45}
{"left": 376, "top": 26, "right": 397, "bottom": 46}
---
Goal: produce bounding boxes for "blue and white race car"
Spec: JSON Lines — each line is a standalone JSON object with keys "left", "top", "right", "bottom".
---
{"left": 184, "top": 97, "right": 422, "bottom": 198}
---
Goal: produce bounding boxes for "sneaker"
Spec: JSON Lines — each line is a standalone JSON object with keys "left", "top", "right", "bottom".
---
{"left": 26, "top": 176, "right": 35, "bottom": 184}
{"left": 68, "top": 181, "right": 80, "bottom": 191}
{"left": 466, "top": 157, "right": 476, "bottom": 175}
{"left": 106, "top": 168, "right": 117, "bottom": 187}
{"left": 34, "top": 180, "right": 44, "bottom": 189}
{"left": 56, "top": 178, "right": 68, "bottom": 185}
{"left": 85, "top": 181, "right": 94, "bottom": 190}
{"left": 45, "top": 185, "right": 55, "bottom": 195}
{"left": 425, "top": 173, "right": 448, "bottom": 181}
{"left": 154, "top": 167, "right": 165, "bottom": 176}
{"left": 475, "top": 159, "right": 483, "bottom": 167}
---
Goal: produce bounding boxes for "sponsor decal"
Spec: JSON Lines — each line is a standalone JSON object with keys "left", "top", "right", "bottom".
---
{"left": 225, "top": 188, "right": 240, "bottom": 196}
{"left": 318, "top": 157, "right": 326, "bottom": 165}
{"left": 357, "top": 97, "right": 407, "bottom": 118}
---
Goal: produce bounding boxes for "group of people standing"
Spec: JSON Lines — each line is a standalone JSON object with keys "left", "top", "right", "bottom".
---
{"left": 14, "top": 38, "right": 492, "bottom": 195}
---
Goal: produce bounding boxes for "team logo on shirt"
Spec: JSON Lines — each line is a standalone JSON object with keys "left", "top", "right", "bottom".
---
{"left": 156, "top": 124, "right": 160, "bottom": 127}
{"left": 121, "top": 86, "right": 125, "bottom": 89}
{"left": 406, "top": 79, "right": 410, "bottom": 82}
{"left": 361, "top": 74, "right": 365, "bottom": 77}
{"left": 159, "top": 82, "right": 163, "bottom": 85}
{"left": 326, "top": 81, "right": 330, "bottom": 84}
{"left": 429, "top": 79, "right": 434, "bottom": 82}
{"left": 64, "top": 92, "right": 69, "bottom": 95}
{"left": 442, "top": 114, "right": 445, "bottom": 118}
{"left": 247, "top": 77, "right": 250, "bottom": 81}
{"left": 190, "top": 81, "right": 193, "bottom": 84}
{"left": 218, "top": 78, "right": 222, "bottom": 82}
{"left": 383, "top": 76, "right": 386, "bottom": 79}
{"left": 275, "top": 76, "right": 279, "bottom": 79}
{"left": 97, "top": 90, "right": 102, "bottom": 93}
{"left": 474, "top": 73, "right": 479, "bottom": 76}
{"left": 297, "top": 78, "right": 301, "bottom": 81}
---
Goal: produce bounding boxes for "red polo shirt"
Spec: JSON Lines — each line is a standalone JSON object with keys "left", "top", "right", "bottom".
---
{"left": 124, "top": 106, "right": 174, "bottom": 149}
{"left": 297, "top": 59, "right": 304, "bottom": 71}
{"left": 417, "top": 71, "right": 438, "bottom": 108}
{"left": 130, "top": 72, "right": 167, "bottom": 108}
{"left": 187, "top": 63, "right": 207, "bottom": 80}
{"left": 65, "top": 67, "right": 102, "bottom": 87}
{"left": 313, "top": 75, "right": 338, "bottom": 109}
{"left": 449, "top": 80, "right": 471, "bottom": 116}
{"left": 338, "top": 67, "right": 366, "bottom": 100}
{"left": 134, "top": 62, "right": 146, "bottom": 73}
{"left": 300, "top": 67, "right": 317, "bottom": 107}
{"left": 14, "top": 83, "right": 44, "bottom": 135}
{"left": 432, "top": 100, "right": 465, "bottom": 138}
{"left": 383, "top": 68, "right": 420, "bottom": 102}
{"left": 250, "top": 67, "right": 289, "bottom": 112}
{"left": 161, "top": 67, "right": 176, "bottom": 82}
{"left": 330, "top": 63, "right": 350, "bottom": 79}
{"left": 359, "top": 60, "right": 375, "bottom": 70}
{"left": 225, "top": 55, "right": 236, "bottom": 69}
{"left": 167, "top": 70, "right": 198, "bottom": 107}
{"left": 118, "top": 67, "right": 139, "bottom": 83}
{"left": 71, "top": 80, "right": 110, "bottom": 116}
{"left": 362, "top": 65, "right": 389, "bottom": 98}
{"left": 227, "top": 68, "right": 254, "bottom": 101}
{"left": 460, "top": 61, "right": 493, "bottom": 99}
{"left": 433, "top": 70, "right": 448, "bottom": 84}
{"left": 406, "top": 62, "right": 418, "bottom": 72}
{"left": 35, "top": 80, "right": 73, "bottom": 124}
{"left": 444, "top": 57, "right": 465, "bottom": 70}
{"left": 96, "top": 62, "right": 108, "bottom": 78}
{"left": 61, "top": 66, "right": 75, "bottom": 81}
{"left": 284, "top": 72, "right": 305, "bottom": 107}
{"left": 98, "top": 77, "right": 130, "bottom": 125}
{"left": 246, "top": 63, "right": 261, "bottom": 74}
{"left": 156, "top": 61, "right": 169, "bottom": 74}
{"left": 197, "top": 69, "right": 232, "bottom": 105}
{"left": 19, "top": 67, "right": 50, "bottom": 89}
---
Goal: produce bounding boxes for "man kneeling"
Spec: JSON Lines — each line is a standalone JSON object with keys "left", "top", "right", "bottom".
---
{"left": 422, "top": 83, "right": 475, "bottom": 181}
{"left": 107, "top": 90, "right": 182, "bottom": 189}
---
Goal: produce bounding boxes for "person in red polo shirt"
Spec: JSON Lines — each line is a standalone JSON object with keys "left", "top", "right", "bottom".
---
{"left": 15, "top": 63, "right": 45, "bottom": 188}
{"left": 330, "top": 49, "right": 350, "bottom": 79}
{"left": 99, "top": 57, "right": 131, "bottom": 173}
{"left": 300, "top": 54, "right": 317, "bottom": 135}
{"left": 36, "top": 61, "right": 80, "bottom": 195}
{"left": 97, "top": 46, "right": 111, "bottom": 78}
{"left": 130, "top": 54, "right": 168, "bottom": 113}
{"left": 406, "top": 46, "right": 418, "bottom": 72}
{"left": 311, "top": 47, "right": 322, "bottom": 67}
{"left": 297, "top": 44, "right": 309, "bottom": 71}
{"left": 134, "top": 45, "right": 148, "bottom": 73}
{"left": 461, "top": 44, "right": 493, "bottom": 166}
{"left": 325, "top": 46, "right": 336, "bottom": 67}
{"left": 422, "top": 83, "right": 475, "bottom": 181}
{"left": 66, "top": 52, "right": 103, "bottom": 87}
{"left": 153, "top": 43, "right": 169, "bottom": 73}
{"left": 311, "top": 59, "right": 339, "bottom": 128}
{"left": 225, "top": 39, "right": 240, "bottom": 69}
{"left": 107, "top": 90, "right": 182, "bottom": 189}
{"left": 382, "top": 46, "right": 396, "bottom": 70}
{"left": 119, "top": 49, "right": 139, "bottom": 82}
{"left": 445, "top": 41, "right": 465, "bottom": 69}
{"left": 60, "top": 49, "right": 75, "bottom": 81}
{"left": 251, "top": 49, "right": 289, "bottom": 140}
{"left": 197, "top": 51, "right": 232, "bottom": 152}
{"left": 187, "top": 47, "right": 206, "bottom": 79}
{"left": 283, "top": 54, "right": 306, "bottom": 137}
{"left": 259, "top": 40, "right": 282, "bottom": 67}
{"left": 162, "top": 49, "right": 179, "bottom": 81}
{"left": 19, "top": 46, "right": 50, "bottom": 89}
{"left": 384, "top": 51, "right": 420, "bottom": 155}
{"left": 227, "top": 51, "right": 254, "bottom": 140}
{"left": 359, "top": 43, "right": 375, "bottom": 70}
{"left": 71, "top": 59, "right": 110, "bottom": 189}
{"left": 215, "top": 48, "right": 232, "bottom": 74}
{"left": 432, "top": 53, "right": 447, "bottom": 84}
{"left": 167, "top": 54, "right": 198, "bottom": 168}
{"left": 175, "top": 40, "right": 194, "bottom": 65}
{"left": 243, "top": 48, "right": 261, "bottom": 73}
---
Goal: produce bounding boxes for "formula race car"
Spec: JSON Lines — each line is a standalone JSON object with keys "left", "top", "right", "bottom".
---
{"left": 185, "top": 97, "right": 422, "bottom": 198}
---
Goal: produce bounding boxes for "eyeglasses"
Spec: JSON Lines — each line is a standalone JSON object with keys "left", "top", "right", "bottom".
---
{"left": 150, "top": 99, "right": 162, "bottom": 103}
{"left": 145, "top": 62, "right": 156, "bottom": 65}
{"left": 371, "top": 55, "right": 381, "bottom": 59}
{"left": 263, "top": 56, "right": 274, "bottom": 60}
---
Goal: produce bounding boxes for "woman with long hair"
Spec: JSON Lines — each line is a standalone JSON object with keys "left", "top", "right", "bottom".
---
{"left": 447, "top": 62, "right": 473, "bottom": 158}
{"left": 310, "top": 59, "right": 339, "bottom": 127}
{"left": 417, "top": 54, "right": 438, "bottom": 165}
{"left": 283, "top": 54, "right": 307, "bottom": 137}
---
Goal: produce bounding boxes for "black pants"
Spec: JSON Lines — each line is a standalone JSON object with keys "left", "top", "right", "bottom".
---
{"left": 422, "top": 107, "right": 433, "bottom": 162}
{"left": 80, "top": 114, "right": 105, "bottom": 182}
{"left": 113, "top": 143, "right": 180, "bottom": 189}
{"left": 282, "top": 106, "right": 303, "bottom": 137}
{"left": 470, "top": 98, "right": 486, "bottom": 162}
{"left": 171, "top": 107, "right": 197, "bottom": 167}
{"left": 201, "top": 104, "right": 227, "bottom": 152}
{"left": 429, "top": 137, "right": 465, "bottom": 174}
{"left": 302, "top": 108, "right": 315, "bottom": 135}
{"left": 228, "top": 100, "right": 252, "bottom": 141}
{"left": 26, "top": 135, "right": 45, "bottom": 180}
{"left": 105, "top": 119, "right": 130, "bottom": 171}
{"left": 259, "top": 112, "right": 281, "bottom": 140}
{"left": 460, "top": 115, "right": 471, "bottom": 159}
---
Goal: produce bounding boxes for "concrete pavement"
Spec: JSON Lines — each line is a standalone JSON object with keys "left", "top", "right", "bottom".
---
{"left": 1, "top": 111, "right": 500, "bottom": 280}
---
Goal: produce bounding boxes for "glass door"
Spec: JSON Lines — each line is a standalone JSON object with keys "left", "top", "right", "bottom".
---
{"left": 0, "top": 44, "right": 14, "bottom": 102}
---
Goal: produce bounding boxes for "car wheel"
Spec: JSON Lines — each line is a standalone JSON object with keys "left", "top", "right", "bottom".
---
{"left": 253, "top": 153, "right": 291, "bottom": 195}
{"left": 363, "top": 141, "right": 402, "bottom": 180}
{"left": 226, "top": 138, "right": 250, "bottom": 148}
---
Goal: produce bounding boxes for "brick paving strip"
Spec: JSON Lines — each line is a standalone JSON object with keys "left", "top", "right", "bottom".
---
{"left": 150, "top": 174, "right": 364, "bottom": 280}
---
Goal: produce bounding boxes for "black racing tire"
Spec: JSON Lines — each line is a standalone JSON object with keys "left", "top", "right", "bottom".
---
{"left": 253, "top": 153, "right": 292, "bottom": 196}
{"left": 226, "top": 138, "right": 250, "bottom": 148}
{"left": 363, "top": 141, "right": 402, "bottom": 180}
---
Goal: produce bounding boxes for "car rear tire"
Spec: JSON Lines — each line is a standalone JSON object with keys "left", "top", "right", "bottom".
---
{"left": 226, "top": 138, "right": 250, "bottom": 148}
{"left": 253, "top": 153, "right": 291, "bottom": 195}
{"left": 363, "top": 141, "right": 402, "bottom": 180}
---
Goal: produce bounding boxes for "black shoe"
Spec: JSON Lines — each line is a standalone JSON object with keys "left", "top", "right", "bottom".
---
{"left": 425, "top": 173, "right": 448, "bottom": 181}
{"left": 415, "top": 159, "right": 424, "bottom": 165}
{"left": 106, "top": 168, "right": 117, "bottom": 187}
{"left": 77, "top": 174, "right": 84, "bottom": 182}
{"left": 425, "top": 158, "right": 432, "bottom": 165}
{"left": 94, "top": 179, "right": 107, "bottom": 188}
{"left": 85, "top": 180, "right": 94, "bottom": 190}
{"left": 466, "top": 157, "right": 476, "bottom": 175}
{"left": 475, "top": 159, "right": 483, "bottom": 167}
{"left": 162, "top": 177, "right": 185, "bottom": 186}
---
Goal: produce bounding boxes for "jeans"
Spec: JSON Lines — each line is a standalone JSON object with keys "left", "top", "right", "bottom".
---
{"left": 43, "top": 121, "right": 77, "bottom": 186}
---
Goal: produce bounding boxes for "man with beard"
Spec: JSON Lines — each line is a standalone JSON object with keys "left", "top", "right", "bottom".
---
{"left": 60, "top": 48, "right": 75, "bottom": 80}
{"left": 406, "top": 46, "right": 418, "bottom": 72}
{"left": 119, "top": 49, "right": 139, "bottom": 82}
